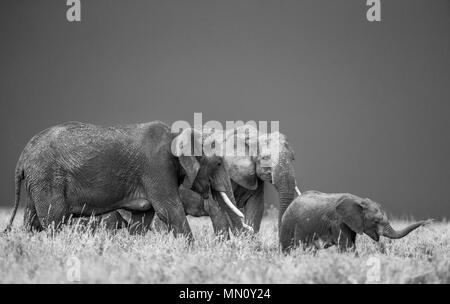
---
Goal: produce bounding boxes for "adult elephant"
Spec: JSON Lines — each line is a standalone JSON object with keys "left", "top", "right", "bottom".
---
{"left": 184, "top": 124, "right": 301, "bottom": 235}
{"left": 3, "top": 121, "right": 245, "bottom": 240}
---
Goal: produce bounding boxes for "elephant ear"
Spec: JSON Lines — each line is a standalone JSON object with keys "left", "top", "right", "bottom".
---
{"left": 336, "top": 197, "right": 364, "bottom": 234}
{"left": 173, "top": 128, "right": 202, "bottom": 189}
{"left": 223, "top": 126, "right": 258, "bottom": 190}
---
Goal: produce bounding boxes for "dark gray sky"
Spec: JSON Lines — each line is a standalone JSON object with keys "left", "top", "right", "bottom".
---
{"left": 1, "top": 0, "right": 449, "bottom": 219}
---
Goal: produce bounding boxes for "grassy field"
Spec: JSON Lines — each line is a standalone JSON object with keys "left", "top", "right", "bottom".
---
{"left": 0, "top": 208, "right": 449, "bottom": 284}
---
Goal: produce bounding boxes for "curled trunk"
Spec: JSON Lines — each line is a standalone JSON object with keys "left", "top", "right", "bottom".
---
{"left": 382, "top": 220, "right": 429, "bottom": 239}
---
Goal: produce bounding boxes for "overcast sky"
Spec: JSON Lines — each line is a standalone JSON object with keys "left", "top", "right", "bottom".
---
{"left": 0, "top": 0, "right": 449, "bottom": 219}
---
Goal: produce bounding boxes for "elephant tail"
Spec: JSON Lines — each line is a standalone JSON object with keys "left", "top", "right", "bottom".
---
{"left": 3, "top": 167, "right": 24, "bottom": 233}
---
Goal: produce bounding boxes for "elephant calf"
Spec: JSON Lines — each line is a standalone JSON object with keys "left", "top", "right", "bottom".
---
{"left": 280, "top": 190, "right": 433, "bottom": 252}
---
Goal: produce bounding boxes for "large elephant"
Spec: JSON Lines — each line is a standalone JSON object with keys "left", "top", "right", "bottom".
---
{"left": 280, "top": 190, "right": 433, "bottom": 252}
{"left": 4, "top": 121, "right": 245, "bottom": 240}
{"left": 177, "top": 124, "right": 301, "bottom": 235}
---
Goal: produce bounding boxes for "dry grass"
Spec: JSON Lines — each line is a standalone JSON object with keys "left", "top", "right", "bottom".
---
{"left": 0, "top": 208, "right": 448, "bottom": 284}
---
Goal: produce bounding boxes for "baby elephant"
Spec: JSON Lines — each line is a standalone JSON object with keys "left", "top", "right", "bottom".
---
{"left": 280, "top": 190, "right": 432, "bottom": 252}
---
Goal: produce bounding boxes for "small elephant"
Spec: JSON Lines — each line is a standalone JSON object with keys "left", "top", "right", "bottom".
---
{"left": 280, "top": 190, "right": 432, "bottom": 252}
{"left": 4, "top": 121, "right": 246, "bottom": 240}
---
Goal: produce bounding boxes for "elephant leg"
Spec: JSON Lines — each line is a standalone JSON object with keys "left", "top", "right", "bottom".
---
{"left": 34, "top": 190, "right": 69, "bottom": 231}
{"left": 128, "top": 208, "right": 155, "bottom": 234}
{"left": 146, "top": 193, "right": 193, "bottom": 240}
{"left": 243, "top": 184, "right": 264, "bottom": 233}
{"left": 154, "top": 202, "right": 192, "bottom": 241}
{"left": 336, "top": 225, "right": 356, "bottom": 252}
{"left": 23, "top": 194, "right": 43, "bottom": 232}
{"left": 204, "top": 197, "right": 230, "bottom": 239}
{"left": 141, "top": 175, "right": 193, "bottom": 241}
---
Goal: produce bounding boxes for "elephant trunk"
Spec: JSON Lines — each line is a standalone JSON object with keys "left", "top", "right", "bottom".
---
{"left": 382, "top": 221, "right": 428, "bottom": 239}
{"left": 273, "top": 161, "right": 296, "bottom": 232}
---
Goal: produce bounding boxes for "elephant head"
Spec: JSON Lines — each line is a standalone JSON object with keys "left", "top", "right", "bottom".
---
{"left": 336, "top": 196, "right": 433, "bottom": 241}
{"left": 172, "top": 128, "right": 246, "bottom": 228}
{"left": 223, "top": 125, "right": 300, "bottom": 229}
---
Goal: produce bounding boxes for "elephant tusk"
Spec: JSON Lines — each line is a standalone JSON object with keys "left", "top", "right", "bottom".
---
{"left": 219, "top": 192, "right": 244, "bottom": 219}
{"left": 295, "top": 186, "right": 301, "bottom": 196}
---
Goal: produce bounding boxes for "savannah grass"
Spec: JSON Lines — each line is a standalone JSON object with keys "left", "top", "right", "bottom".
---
{"left": 0, "top": 208, "right": 448, "bottom": 283}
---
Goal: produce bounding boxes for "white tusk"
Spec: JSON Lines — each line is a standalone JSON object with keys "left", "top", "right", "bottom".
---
{"left": 219, "top": 192, "right": 244, "bottom": 219}
{"left": 295, "top": 186, "right": 302, "bottom": 196}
